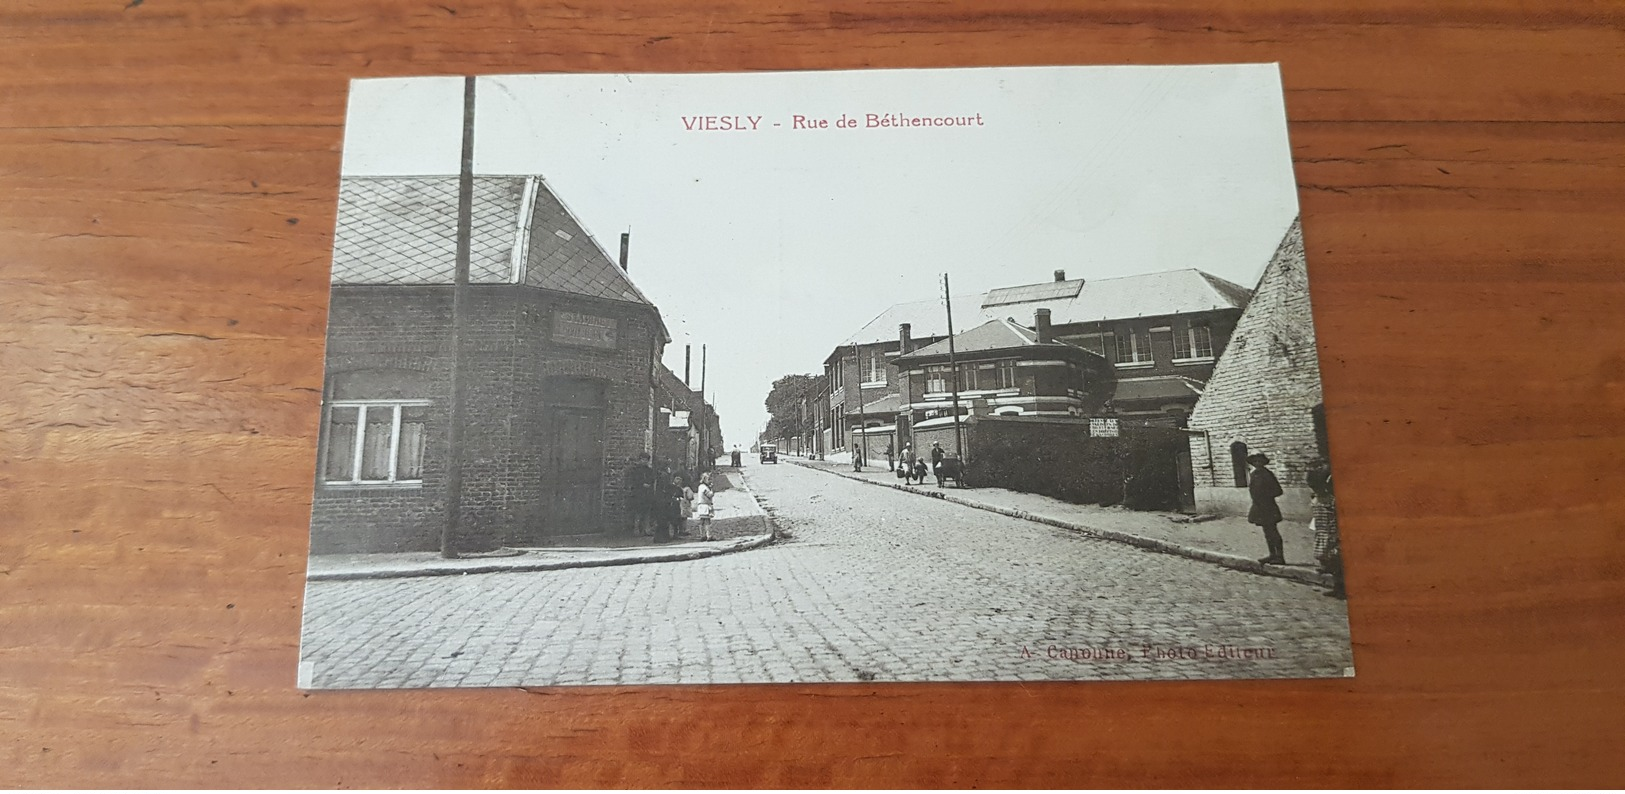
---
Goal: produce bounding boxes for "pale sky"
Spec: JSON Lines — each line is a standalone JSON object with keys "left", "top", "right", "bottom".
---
{"left": 339, "top": 65, "right": 1302, "bottom": 448}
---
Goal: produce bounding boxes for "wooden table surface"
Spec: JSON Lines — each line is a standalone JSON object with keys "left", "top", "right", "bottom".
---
{"left": 3, "top": 1, "right": 1623, "bottom": 787}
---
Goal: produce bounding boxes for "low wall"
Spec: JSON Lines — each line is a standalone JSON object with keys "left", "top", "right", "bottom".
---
{"left": 954, "top": 416, "right": 1187, "bottom": 510}
{"left": 1196, "top": 485, "right": 1314, "bottom": 522}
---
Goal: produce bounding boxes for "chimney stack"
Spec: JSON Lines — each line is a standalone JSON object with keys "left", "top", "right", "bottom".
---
{"left": 899, "top": 322, "right": 912, "bottom": 355}
{"left": 619, "top": 232, "right": 630, "bottom": 271}
{"left": 1035, "top": 308, "right": 1052, "bottom": 344}
{"left": 1053, "top": 269, "right": 1066, "bottom": 282}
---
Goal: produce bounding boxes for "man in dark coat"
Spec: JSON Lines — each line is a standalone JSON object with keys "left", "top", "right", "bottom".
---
{"left": 1247, "top": 452, "right": 1286, "bottom": 565}
{"left": 626, "top": 453, "right": 657, "bottom": 536}
{"left": 929, "top": 441, "right": 945, "bottom": 471}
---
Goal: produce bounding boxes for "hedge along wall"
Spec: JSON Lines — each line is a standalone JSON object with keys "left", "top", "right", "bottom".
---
{"left": 960, "top": 415, "right": 1189, "bottom": 510}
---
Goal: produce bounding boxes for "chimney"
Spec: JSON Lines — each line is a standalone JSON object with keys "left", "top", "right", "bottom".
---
{"left": 619, "top": 232, "right": 630, "bottom": 271}
{"left": 1035, "top": 308, "right": 1052, "bottom": 344}
{"left": 684, "top": 344, "right": 691, "bottom": 387}
{"left": 1053, "top": 269, "right": 1066, "bottom": 282}
{"left": 899, "top": 322, "right": 912, "bottom": 355}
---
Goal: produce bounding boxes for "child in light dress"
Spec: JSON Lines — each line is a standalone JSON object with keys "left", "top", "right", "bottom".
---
{"left": 693, "top": 473, "right": 716, "bottom": 541}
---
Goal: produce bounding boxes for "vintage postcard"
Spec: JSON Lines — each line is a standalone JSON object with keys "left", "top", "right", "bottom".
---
{"left": 298, "top": 65, "right": 1353, "bottom": 688}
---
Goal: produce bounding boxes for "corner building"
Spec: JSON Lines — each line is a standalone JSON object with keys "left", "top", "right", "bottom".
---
{"left": 310, "top": 175, "right": 668, "bottom": 554}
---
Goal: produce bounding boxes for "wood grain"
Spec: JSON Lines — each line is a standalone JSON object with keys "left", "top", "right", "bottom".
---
{"left": 2, "top": 0, "right": 1623, "bottom": 787}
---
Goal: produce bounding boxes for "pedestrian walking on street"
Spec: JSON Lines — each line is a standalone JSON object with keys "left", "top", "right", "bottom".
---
{"left": 626, "top": 453, "right": 657, "bottom": 536}
{"left": 885, "top": 441, "right": 895, "bottom": 472}
{"left": 1308, "top": 457, "right": 1345, "bottom": 598}
{"left": 852, "top": 442, "right": 863, "bottom": 472}
{"left": 694, "top": 473, "right": 716, "bottom": 541}
{"left": 1247, "top": 453, "right": 1286, "bottom": 565}
{"left": 930, "top": 441, "right": 945, "bottom": 475}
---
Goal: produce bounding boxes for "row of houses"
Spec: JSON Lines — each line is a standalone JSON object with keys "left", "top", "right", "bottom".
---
{"left": 310, "top": 174, "right": 721, "bottom": 555}
{"left": 773, "top": 218, "right": 1328, "bottom": 519}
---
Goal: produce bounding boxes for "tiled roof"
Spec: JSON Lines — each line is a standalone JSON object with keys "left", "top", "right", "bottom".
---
{"left": 332, "top": 176, "right": 524, "bottom": 285}
{"left": 522, "top": 177, "right": 652, "bottom": 305}
{"left": 841, "top": 294, "right": 987, "bottom": 347}
{"left": 1048, "top": 269, "right": 1250, "bottom": 325}
{"left": 845, "top": 269, "right": 1250, "bottom": 345}
{"left": 330, "top": 175, "right": 653, "bottom": 308}
{"left": 903, "top": 318, "right": 1038, "bottom": 359}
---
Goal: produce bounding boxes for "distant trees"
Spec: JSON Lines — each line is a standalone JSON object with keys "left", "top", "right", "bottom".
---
{"left": 763, "top": 374, "right": 820, "bottom": 442}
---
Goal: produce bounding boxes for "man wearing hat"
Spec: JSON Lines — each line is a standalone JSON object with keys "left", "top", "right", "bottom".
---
{"left": 1246, "top": 452, "right": 1286, "bottom": 565}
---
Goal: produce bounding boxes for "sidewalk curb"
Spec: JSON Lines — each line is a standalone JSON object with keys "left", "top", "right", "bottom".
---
{"left": 307, "top": 521, "right": 775, "bottom": 583}
{"left": 787, "top": 459, "right": 1331, "bottom": 588}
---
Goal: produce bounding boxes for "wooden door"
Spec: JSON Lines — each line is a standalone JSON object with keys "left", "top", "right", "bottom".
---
{"left": 544, "top": 407, "right": 604, "bottom": 534}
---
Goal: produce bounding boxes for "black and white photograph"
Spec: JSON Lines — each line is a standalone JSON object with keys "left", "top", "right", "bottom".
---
{"left": 297, "top": 64, "right": 1354, "bottom": 689}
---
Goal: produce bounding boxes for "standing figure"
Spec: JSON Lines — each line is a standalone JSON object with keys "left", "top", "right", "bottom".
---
{"left": 884, "top": 441, "right": 896, "bottom": 472}
{"left": 626, "top": 453, "right": 657, "bottom": 536}
{"left": 1247, "top": 453, "right": 1286, "bottom": 564}
{"left": 929, "top": 441, "right": 945, "bottom": 475}
{"left": 675, "top": 474, "right": 695, "bottom": 538}
{"left": 1308, "top": 457, "right": 1345, "bottom": 598}
{"left": 694, "top": 473, "right": 716, "bottom": 541}
{"left": 852, "top": 442, "right": 863, "bottom": 472}
{"left": 651, "top": 467, "right": 677, "bottom": 542}
{"left": 897, "top": 444, "right": 914, "bottom": 480}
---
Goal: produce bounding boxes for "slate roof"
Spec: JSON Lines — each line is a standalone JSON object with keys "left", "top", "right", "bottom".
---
{"left": 840, "top": 294, "right": 987, "bottom": 347}
{"left": 330, "top": 175, "right": 654, "bottom": 308}
{"left": 332, "top": 177, "right": 523, "bottom": 285}
{"left": 902, "top": 318, "right": 1039, "bottom": 359}
{"left": 858, "top": 393, "right": 903, "bottom": 415}
{"left": 844, "top": 269, "right": 1251, "bottom": 346}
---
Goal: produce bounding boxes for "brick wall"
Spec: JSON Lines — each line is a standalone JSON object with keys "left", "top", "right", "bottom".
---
{"left": 1186, "top": 218, "right": 1323, "bottom": 519}
{"left": 310, "top": 285, "right": 658, "bottom": 554}
{"left": 959, "top": 416, "right": 1187, "bottom": 509}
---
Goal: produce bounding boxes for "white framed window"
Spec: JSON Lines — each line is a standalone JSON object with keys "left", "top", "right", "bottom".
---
{"left": 925, "top": 365, "right": 950, "bottom": 393}
{"left": 1190, "top": 324, "right": 1214, "bottom": 358}
{"left": 1174, "top": 323, "right": 1215, "bottom": 362}
{"left": 1114, "top": 329, "right": 1153, "bottom": 366}
{"left": 323, "top": 400, "right": 430, "bottom": 485}
{"left": 995, "top": 360, "right": 1018, "bottom": 389}
{"left": 958, "top": 366, "right": 979, "bottom": 392}
{"left": 862, "top": 349, "right": 887, "bottom": 385}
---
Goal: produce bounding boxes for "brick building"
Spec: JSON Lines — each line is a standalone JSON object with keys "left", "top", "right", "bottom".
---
{"left": 1186, "top": 218, "right": 1327, "bottom": 520}
{"left": 310, "top": 175, "right": 670, "bottom": 554}
{"left": 653, "top": 361, "right": 724, "bottom": 477}
{"left": 821, "top": 268, "right": 1251, "bottom": 454}
{"left": 887, "top": 310, "right": 1116, "bottom": 459}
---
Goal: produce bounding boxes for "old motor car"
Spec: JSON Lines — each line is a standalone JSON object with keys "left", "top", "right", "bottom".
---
{"left": 758, "top": 443, "right": 778, "bottom": 464}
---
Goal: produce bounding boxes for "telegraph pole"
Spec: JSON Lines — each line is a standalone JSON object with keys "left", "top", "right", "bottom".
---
{"left": 943, "top": 274, "right": 964, "bottom": 459}
{"left": 852, "top": 341, "right": 867, "bottom": 471}
{"left": 442, "top": 76, "right": 476, "bottom": 559}
{"left": 699, "top": 344, "right": 708, "bottom": 472}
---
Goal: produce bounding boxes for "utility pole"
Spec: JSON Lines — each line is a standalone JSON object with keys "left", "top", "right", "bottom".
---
{"left": 699, "top": 344, "right": 708, "bottom": 471}
{"left": 943, "top": 273, "right": 964, "bottom": 460}
{"left": 442, "top": 75, "right": 476, "bottom": 559}
{"left": 852, "top": 341, "right": 867, "bottom": 471}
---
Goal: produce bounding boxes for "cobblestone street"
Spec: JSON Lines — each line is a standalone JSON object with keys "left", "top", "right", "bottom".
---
{"left": 300, "top": 462, "right": 1354, "bottom": 688}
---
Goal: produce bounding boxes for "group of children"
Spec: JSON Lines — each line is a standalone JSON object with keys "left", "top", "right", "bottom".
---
{"left": 648, "top": 470, "right": 716, "bottom": 543}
